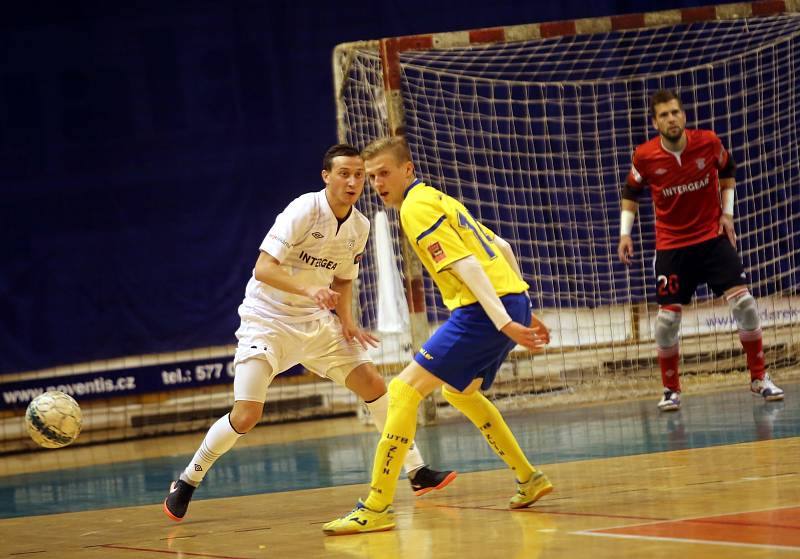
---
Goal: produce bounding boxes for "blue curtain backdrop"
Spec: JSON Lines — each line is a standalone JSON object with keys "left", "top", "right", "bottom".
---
{"left": 0, "top": 0, "right": 733, "bottom": 374}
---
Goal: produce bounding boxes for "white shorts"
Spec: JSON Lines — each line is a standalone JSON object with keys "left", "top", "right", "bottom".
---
{"left": 232, "top": 310, "right": 371, "bottom": 403}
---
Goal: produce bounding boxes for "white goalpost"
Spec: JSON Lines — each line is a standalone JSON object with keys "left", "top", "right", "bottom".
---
{"left": 334, "top": 2, "right": 800, "bottom": 411}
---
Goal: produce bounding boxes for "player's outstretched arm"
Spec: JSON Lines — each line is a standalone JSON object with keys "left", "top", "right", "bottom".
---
{"left": 331, "top": 276, "right": 380, "bottom": 349}
{"left": 618, "top": 199, "right": 639, "bottom": 266}
{"left": 254, "top": 252, "right": 339, "bottom": 309}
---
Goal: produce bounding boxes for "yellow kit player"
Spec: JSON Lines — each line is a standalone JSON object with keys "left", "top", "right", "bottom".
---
{"left": 324, "top": 136, "right": 552, "bottom": 535}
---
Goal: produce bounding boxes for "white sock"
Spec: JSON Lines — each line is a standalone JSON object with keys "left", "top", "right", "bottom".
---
{"left": 181, "top": 414, "right": 243, "bottom": 485}
{"left": 366, "top": 393, "right": 425, "bottom": 476}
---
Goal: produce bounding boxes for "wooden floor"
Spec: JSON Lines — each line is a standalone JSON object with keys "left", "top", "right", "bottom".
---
{"left": 1, "top": 381, "right": 798, "bottom": 558}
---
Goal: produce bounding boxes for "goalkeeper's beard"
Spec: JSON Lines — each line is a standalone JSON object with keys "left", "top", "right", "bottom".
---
{"left": 660, "top": 127, "right": 684, "bottom": 144}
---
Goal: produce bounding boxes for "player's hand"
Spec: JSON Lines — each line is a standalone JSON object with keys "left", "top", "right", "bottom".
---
{"left": 618, "top": 235, "right": 634, "bottom": 265}
{"left": 501, "top": 321, "right": 548, "bottom": 351}
{"left": 718, "top": 214, "right": 736, "bottom": 247}
{"left": 341, "top": 323, "right": 380, "bottom": 350}
{"left": 529, "top": 313, "right": 550, "bottom": 345}
{"left": 306, "top": 287, "right": 340, "bottom": 310}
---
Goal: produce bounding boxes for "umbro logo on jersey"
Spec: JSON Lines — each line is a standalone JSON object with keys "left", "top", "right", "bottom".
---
{"left": 312, "top": 232, "right": 324, "bottom": 239}
{"left": 347, "top": 239, "right": 355, "bottom": 250}
{"left": 655, "top": 168, "right": 667, "bottom": 175}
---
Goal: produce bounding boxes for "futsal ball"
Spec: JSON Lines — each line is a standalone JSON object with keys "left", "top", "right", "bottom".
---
{"left": 25, "top": 391, "right": 83, "bottom": 448}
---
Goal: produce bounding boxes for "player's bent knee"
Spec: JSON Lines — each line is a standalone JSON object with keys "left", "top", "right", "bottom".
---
{"left": 229, "top": 401, "right": 263, "bottom": 433}
{"left": 229, "top": 412, "right": 259, "bottom": 434}
{"left": 388, "top": 377, "right": 423, "bottom": 408}
{"left": 441, "top": 385, "right": 480, "bottom": 408}
{"left": 343, "top": 363, "right": 386, "bottom": 402}
{"left": 727, "top": 289, "right": 760, "bottom": 331}
{"left": 654, "top": 306, "right": 682, "bottom": 349}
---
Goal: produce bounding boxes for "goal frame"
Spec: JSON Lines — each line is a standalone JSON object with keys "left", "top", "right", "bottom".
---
{"left": 332, "top": 0, "right": 800, "bottom": 413}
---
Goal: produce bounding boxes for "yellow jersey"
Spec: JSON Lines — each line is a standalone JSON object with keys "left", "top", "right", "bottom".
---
{"left": 399, "top": 180, "right": 528, "bottom": 310}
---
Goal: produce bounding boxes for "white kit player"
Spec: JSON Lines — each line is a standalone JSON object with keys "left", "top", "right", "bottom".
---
{"left": 164, "top": 144, "right": 455, "bottom": 521}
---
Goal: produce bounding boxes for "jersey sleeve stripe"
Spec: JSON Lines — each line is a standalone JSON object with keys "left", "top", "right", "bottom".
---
{"left": 415, "top": 214, "right": 447, "bottom": 243}
{"left": 630, "top": 165, "right": 643, "bottom": 183}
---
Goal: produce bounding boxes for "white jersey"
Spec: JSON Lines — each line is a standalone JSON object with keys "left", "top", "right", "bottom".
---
{"left": 239, "top": 189, "right": 370, "bottom": 323}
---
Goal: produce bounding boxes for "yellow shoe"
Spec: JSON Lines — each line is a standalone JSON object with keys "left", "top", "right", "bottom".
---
{"left": 509, "top": 470, "right": 553, "bottom": 509}
{"left": 323, "top": 499, "right": 396, "bottom": 535}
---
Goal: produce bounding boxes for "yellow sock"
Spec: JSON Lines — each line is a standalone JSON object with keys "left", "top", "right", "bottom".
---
{"left": 442, "top": 386, "right": 535, "bottom": 481}
{"left": 364, "top": 378, "right": 422, "bottom": 511}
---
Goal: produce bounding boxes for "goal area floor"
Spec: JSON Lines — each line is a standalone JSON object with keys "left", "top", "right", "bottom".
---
{"left": 1, "top": 379, "right": 798, "bottom": 558}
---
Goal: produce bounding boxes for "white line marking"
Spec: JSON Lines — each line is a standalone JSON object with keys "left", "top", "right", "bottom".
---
{"left": 573, "top": 530, "right": 799, "bottom": 552}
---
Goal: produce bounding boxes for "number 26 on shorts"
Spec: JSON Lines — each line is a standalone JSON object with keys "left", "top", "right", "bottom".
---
{"left": 657, "top": 274, "right": 679, "bottom": 296}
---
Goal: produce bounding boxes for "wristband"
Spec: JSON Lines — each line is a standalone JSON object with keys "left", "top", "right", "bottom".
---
{"left": 721, "top": 188, "right": 735, "bottom": 216}
{"left": 620, "top": 210, "right": 635, "bottom": 236}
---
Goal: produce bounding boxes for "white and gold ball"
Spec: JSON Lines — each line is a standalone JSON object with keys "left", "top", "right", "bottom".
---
{"left": 25, "top": 391, "right": 83, "bottom": 448}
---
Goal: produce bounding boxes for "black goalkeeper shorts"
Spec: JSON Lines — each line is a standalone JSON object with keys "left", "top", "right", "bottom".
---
{"left": 654, "top": 235, "right": 747, "bottom": 305}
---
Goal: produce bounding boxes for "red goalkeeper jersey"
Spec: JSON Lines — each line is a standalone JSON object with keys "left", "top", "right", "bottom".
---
{"left": 626, "top": 128, "right": 730, "bottom": 250}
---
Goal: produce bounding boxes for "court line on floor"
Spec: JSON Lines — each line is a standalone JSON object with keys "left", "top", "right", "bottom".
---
{"left": 573, "top": 504, "right": 800, "bottom": 551}
{"left": 576, "top": 503, "right": 800, "bottom": 532}
{"left": 571, "top": 531, "right": 800, "bottom": 552}
{"left": 98, "top": 544, "right": 250, "bottom": 559}
{"left": 428, "top": 503, "right": 669, "bottom": 522}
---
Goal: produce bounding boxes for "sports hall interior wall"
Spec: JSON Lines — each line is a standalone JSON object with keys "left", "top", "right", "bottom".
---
{"left": 0, "top": 0, "right": 755, "bottom": 375}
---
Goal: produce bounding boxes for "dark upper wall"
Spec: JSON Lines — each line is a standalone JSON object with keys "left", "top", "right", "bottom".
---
{"left": 0, "top": 0, "right": 730, "bottom": 373}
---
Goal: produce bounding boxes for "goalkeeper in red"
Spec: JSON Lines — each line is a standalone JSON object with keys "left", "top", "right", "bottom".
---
{"left": 618, "top": 89, "right": 784, "bottom": 412}
{"left": 323, "top": 136, "right": 552, "bottom": 535}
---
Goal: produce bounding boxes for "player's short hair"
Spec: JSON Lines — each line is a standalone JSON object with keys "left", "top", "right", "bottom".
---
{"left": 361, "top": 136, "right": 412, "bottom": 165}
{"left": 649, "top": 89, "right": 683, "bottom": 117}
{"left": 323, "top": 143, "right": 361, "bottom": 171}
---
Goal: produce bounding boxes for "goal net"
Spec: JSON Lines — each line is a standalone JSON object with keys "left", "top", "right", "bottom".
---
{"left": 334, "top": 5, "right": 800, "bottom": 411}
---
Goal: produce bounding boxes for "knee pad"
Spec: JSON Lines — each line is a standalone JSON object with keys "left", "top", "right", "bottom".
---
{"left": 654, "top": 306, "right": 681, "bottom": 349}
{"left": 728, "top": 290, "right": 760, "bottom": 331}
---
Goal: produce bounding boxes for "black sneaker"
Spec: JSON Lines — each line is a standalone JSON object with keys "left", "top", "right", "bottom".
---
{"left": 163, "top": 479, "right": 196, "bottom": 521}
{"left": 409, "top": 466, "right": 457, "bottom": 496}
